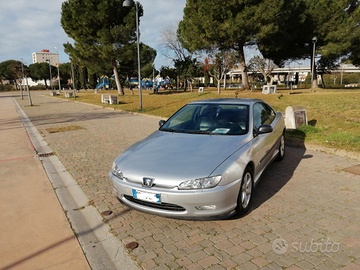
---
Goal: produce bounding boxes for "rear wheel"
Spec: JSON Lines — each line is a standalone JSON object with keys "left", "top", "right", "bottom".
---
{"left": 236, "top": 167, "right": 253, "bottom": 215}
{"left": 276, "top": 133, "right": 285, "bottom": 161}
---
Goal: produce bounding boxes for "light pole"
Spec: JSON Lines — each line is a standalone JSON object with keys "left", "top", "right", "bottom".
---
{"left": 46, "top": 59, "right": 54, "bottom": 94}
{"left": 20, "top": 58, "right": 24, "bottom": 99}
{"left": 311, "top": 36, "right": 317, "bottom": 92}
{"left": 20, "top": 58, "right": 32, "bottom": 105}
{"left": 71, "top": 61, "right": 76, "bottom": 100}
{"left": 54, "top": 46, "right": 61, "bottom": 92}
{"left": 123, "top": 0, "right": 142, "bottom": 110}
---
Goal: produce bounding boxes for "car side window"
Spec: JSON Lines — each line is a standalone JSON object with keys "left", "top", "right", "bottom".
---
{"left": 263, "top": 103, "right": 276, "bottom": 125}
{"left": 253, "top": 102, "right": 275, "bottom": 131}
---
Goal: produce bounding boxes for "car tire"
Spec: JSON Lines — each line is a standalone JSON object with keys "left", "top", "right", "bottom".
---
{"left": 276, "top": 133, "right": 285, "bottom": 161}
{"left": 236, "top": 166, "right": 253, "bottom": 215}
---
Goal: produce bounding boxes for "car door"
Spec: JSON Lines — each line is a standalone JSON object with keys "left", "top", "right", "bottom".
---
{"left": 251, "top": 102, "right": 278, "bottom": 183}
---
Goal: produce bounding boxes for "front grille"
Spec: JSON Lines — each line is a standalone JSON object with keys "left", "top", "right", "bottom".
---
{"left": 123, "top": 195, "right": 186, "bottom": 212}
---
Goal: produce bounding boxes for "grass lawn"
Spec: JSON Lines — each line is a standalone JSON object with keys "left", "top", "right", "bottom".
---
{"left": 57, "top": 87, "right": 360, "bottom": 153}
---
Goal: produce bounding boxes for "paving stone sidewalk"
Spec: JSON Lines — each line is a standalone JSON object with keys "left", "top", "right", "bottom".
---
{"left": 15, "top": 91, "right": 360, "bottom": 270}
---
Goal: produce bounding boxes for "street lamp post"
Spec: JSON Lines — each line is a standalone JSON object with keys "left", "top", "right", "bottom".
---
{"left": 46, "top": 59, "right": 54, "bottom": 94}
{"left": 54, "top": 46, "right": 61, "bottom": 92}
{"left": 123, "top": 0, "right": 142, "bottom": 110}
{"left": 71, "top": 61, "right": 76, "bottom": 100}
{"left": 20, "top": 58, "right": 32, "bottom": 105}
{"left": 311, "top": 36, "right": 317, "bottom": 93}
{"left": 20, "top": 58, "right": 24, "bottom": 99}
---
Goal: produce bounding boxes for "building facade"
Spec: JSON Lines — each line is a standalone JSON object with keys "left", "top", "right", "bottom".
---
{"left": 32, "top": 50, "right": 59, "bottom": 66}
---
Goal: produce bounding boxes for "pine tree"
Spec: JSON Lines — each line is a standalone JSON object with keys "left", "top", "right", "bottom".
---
{"left": 61, "top": 0, "right": 141, "bottom": 95}
{"left": 179, "top": 0, "right": 306, "bottom": 90}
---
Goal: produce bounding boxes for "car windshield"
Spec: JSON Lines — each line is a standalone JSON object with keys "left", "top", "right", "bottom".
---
{"left": 160, "top": 104, "right": 249, "bottom": 135}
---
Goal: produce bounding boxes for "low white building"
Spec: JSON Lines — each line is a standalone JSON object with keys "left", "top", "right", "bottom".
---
{"left": 18, "top": 77, "right": 46, "bottom": 87}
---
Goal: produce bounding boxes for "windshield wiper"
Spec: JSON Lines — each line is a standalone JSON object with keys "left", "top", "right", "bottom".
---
{"left": 160, "top": 128, "right": 184, "bottom": 133}
{"left": 161, "top": 129, "right": 221, "bottom": 135}
{"left": 186, "top": 130, "right": 220, "bottom": 135}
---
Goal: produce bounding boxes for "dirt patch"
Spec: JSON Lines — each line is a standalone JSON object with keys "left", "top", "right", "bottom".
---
{"left": 46, "top": 125, "right": 85, "bottom": 133}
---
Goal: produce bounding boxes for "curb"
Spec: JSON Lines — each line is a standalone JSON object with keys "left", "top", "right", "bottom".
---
{"left": 13, "top": 97, "right": 141, "bottom": 270}
{"left": 286, "top": 139, "right": 360, "bottom": 161}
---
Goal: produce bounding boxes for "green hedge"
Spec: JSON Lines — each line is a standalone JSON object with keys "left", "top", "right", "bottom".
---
{"left": 0, "top": 85, "right": 14, "bottom": 91}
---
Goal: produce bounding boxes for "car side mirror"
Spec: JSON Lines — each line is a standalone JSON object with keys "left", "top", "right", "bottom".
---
{"left": 255, "top": 125, "right": 273, "bottom": 136}
{"left": 159, "top": 120, "right": 166, "bottom": 127}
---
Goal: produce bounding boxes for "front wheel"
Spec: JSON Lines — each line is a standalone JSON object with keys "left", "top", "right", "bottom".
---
{"left": 235, "top": 167, "right": 253, "bottom": 215}
{"left": 276, "top": 133, "right": 285, "bottom": 161}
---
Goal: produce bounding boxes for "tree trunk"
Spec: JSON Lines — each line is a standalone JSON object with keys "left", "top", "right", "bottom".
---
{"left": 320, "top": 74, "right": 325, "bottom": 88}
{"left": 113, "top": 63, "right": 124, "bottom": 95}
{"left": 217, "top": 79, "right": 221, "bottom": 94}
{"left": 238, "top": 45, "right": 249, "bottom": 90}
{"left": 269, "top": 76, "right": 275, "bottom": 85}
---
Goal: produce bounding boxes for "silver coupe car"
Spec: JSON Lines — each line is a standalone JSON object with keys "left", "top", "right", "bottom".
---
{"left": 110, "top": 98, "right": 285, "bottom": 220}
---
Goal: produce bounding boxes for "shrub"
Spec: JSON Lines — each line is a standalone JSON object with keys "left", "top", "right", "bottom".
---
{"left": 0, "top": 84, "right": 14, "bottom": 91}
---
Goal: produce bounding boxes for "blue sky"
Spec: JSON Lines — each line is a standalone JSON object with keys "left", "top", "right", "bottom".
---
{"left": 0, "top": 0, "right": 187, "bottom": 69}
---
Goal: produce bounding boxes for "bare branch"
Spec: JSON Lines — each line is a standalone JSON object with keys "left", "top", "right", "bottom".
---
{"left": 159, "top": 23, "right": 191, "bottom": 62}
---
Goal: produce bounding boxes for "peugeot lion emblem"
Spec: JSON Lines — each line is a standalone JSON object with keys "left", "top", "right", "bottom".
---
{"left": 143, "top": 177, "right": 154, "bottom": 187}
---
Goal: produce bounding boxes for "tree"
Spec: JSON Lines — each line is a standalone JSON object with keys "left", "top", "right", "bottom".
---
{"left": 174, "top": 56, "right": 201, "bottom": 92}
{"left": 29, "top": 62, "right": 57, "bottom": 89}
{"left": 260, "top": 0, "right": 360, "bottom": 89}
{"left": 306, "top": 0, "right": 360, "bottom": 88}
{"left": 179, "top": 0, "right": 306, "bottom": 90}
{"left": 160, "top": 24, "right": 191, "bottom": 62}
{"left": 248, "top": 56, "right": 277, "bottom": 86}
{"left": 59, "top": 63, "right": 71, "bottom": 88}
{"left": 117, "top": 43, "right": 157, "bottom": 80}
{"left": 61, "top": 0, "right": 143, "bottom": 95}
{"left": 0, "top": 60, "right": 24, "bottom": 88}
{"left": 256, "top": 2, "right": 311, "bottom": 66}
{"left": 159, "top": 24, "right": 200, "bottom": 91}
{"left": 204, "top": 50, "right": 237, "bottom": 94}
{"left": 160, "top": 66, "right": 176, "bottom": 80}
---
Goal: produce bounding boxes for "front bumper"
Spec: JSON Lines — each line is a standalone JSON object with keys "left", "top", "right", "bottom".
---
{"left": 109, "top": 172, "right": 241, "bottom": 220}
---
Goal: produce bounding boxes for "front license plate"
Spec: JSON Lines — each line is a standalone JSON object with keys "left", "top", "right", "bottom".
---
{"left": 132, "top": 189, "right": 161, "bottom": 203}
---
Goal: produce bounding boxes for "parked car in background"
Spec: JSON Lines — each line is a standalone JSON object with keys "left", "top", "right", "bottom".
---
{"left": 110, "top": 98, "right": 285, "bottom": 220}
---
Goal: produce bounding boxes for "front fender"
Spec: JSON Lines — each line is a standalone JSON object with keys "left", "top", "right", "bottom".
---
{"left": 211, "top": 142, "right": 254, "bottom": 186}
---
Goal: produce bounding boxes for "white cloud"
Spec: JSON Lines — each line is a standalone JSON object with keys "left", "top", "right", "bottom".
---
{"left": 0, "top": 0, "right": 186, "bottom": 69}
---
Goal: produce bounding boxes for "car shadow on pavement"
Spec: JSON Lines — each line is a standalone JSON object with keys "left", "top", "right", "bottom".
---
{"left": 246, "top": 132, "right": 309, "bottom": 217}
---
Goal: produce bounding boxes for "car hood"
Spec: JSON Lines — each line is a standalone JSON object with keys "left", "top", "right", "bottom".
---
{"left": 115, "top": 130, "right": 250, "bottom": 185}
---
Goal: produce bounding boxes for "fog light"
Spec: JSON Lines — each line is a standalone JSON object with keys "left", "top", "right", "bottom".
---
{"left": 195, "top": 205, "right": 216, "bottom": 211}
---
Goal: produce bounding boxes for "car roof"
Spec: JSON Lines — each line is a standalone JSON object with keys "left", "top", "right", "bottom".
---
{"left": 189, "top": 98, "right": 264, "bottom": 105}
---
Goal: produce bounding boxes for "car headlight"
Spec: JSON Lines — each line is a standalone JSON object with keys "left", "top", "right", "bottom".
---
{"left": 178, "top": 176, "right": 222, "bottom": 190}
{"left": 111, "top": 163, "right": 123, "bottom": 179}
